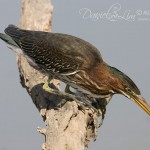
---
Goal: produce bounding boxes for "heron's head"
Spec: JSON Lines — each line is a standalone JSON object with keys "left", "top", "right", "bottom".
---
{"left": 108, "top": 66, "right": 150, "bottom": 115}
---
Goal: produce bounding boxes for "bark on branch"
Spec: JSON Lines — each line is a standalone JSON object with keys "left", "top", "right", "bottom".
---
{"left": 18, "top": 0, "right": 99, "bottom": 149}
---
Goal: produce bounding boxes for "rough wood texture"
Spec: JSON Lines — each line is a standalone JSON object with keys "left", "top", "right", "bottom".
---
{"left": 19, "top": 0, "right": 99, "bottom": 150}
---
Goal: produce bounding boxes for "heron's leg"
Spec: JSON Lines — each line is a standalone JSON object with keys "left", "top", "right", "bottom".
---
{"left": 93, "top": 104, "right": 106, "bottom": 127}
{"left": 65, "top": 84, "right": 74, "bottom": 94}
{"left": 42, "top": 75, "right": 58, "bottom": 94}
{"left": 98, "top": 107, "right": 106, "bottom": 127}
{"left": 43, "top": 76, "right": 98, "bottom": 113}
{"left": 44, "top": 82, "right": 98, "bottom": 112}
{"left": 91, "top": 98, "right": 106, "bottom": 127}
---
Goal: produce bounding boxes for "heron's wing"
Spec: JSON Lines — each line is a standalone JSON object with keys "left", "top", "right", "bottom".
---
{"left": 4, "top": 25, "right": 103, "bottom": 74}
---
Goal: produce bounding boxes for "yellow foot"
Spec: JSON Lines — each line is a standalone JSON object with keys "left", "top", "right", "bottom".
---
{"left": 43, "top": 81, "right": 56, "bottom": 94}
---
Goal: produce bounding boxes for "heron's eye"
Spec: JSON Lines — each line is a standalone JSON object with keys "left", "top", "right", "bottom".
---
{"left": 125, "top": 87, "right": 132, "bottom": 93}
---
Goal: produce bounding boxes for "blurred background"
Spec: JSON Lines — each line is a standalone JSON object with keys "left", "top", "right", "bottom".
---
{"left": 0, "top": 0, "right": 150, "bottom": 149}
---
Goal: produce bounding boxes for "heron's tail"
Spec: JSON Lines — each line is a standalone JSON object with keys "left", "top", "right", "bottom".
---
{"left": 0, "top": 32, "right": 23, "bottom": 54}
{"left": 0, "top": 33, "right": 18, "bottom": 47}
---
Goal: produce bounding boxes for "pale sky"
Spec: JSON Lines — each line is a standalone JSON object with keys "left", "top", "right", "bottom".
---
{"left": 0, "top": 0, "right": 150, "bottom": 150}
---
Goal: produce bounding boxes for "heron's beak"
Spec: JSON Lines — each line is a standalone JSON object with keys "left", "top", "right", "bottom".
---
{"left": 132, "top": 95, "right": 150, "bottom": 115}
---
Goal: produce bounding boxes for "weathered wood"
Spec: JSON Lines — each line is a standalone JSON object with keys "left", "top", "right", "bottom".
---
{"left": 19, "top": 0, "right": 98, "bottom": 149}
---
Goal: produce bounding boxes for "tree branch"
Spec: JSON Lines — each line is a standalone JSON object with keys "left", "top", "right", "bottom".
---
{"left": 18, "top": 0, "right": 99, "bottom": 149}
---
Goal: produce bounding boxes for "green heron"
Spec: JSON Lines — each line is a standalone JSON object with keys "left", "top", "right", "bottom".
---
{"left": 0, "top": 25, "right": 150, "bottom": 118}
